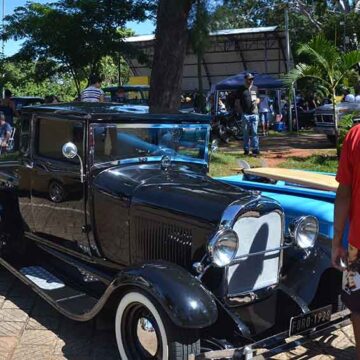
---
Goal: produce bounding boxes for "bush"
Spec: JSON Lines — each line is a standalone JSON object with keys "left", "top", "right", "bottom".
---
{"left": 337, "top": 112, "right": 359, "bottom": 154}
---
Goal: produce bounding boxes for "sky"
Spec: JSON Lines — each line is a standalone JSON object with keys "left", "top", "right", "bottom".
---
{"left": 3, "top": 0, "right": 155, "bottom": 56}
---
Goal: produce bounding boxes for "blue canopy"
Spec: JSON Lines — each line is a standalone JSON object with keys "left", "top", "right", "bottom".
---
{"left": 215, "top": 71, "right": 285, "bottom": 90}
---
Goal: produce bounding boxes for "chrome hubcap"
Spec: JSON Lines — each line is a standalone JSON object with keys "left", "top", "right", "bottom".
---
{"left": 137, "top": 317, "right": 158, "bottom": 356}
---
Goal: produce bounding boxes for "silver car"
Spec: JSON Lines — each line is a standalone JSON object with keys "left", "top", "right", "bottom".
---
{"left": 315, "top": 102, "right": 360, "bottom": 143}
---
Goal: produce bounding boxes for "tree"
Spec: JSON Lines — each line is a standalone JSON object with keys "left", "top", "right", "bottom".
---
{"left": 284, "top": 35, "right": 360, "bottom": 150}
{"left": 189, "top": 0, "right": 210, "bottom": 113}
{"left": 149, "top": 0, "right": 194, "bottom": 113}
{"left": 3, "top": 0, "right": 152, "bottom": 95}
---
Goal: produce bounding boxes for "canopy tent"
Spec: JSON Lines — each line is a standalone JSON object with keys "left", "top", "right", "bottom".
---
{"left": 215, "top": 71, "right": 285, "bottom": 91}
{"left": 125, "top": 26, "right": 290, "bottom": 92}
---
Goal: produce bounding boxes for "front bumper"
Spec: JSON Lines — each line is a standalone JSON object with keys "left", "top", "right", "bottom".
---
{"left": 191, "top": 308, "right": 350, "bottom": 359}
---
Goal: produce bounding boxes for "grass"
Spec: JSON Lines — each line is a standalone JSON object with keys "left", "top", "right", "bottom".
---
{"left": 209, "top": 150, "right": 338, "bottom": 177}
{"left": 209, "top": 151, "right": 262, "bottom": 177}
{"left": 279, "top": 154, "right": 338, "bottom": 173}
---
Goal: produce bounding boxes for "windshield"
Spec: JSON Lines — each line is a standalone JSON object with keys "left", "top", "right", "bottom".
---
{"left": 91, "top": 123, "right": 209, "bottom": 166}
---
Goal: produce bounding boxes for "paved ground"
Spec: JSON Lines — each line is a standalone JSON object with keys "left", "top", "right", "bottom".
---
{"left": 0, "top": 268, "right": 356, "bottom": 360}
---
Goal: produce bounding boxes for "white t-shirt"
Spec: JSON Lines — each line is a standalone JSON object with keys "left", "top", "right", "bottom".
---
{"left": 355, "top": 95, "right": 360, "bottom": 103}
{"left": 259, "top": 95, "right": 270, "bottom": 113}
{"left": 81, "top": 86, "right": 104, "bottom": 102}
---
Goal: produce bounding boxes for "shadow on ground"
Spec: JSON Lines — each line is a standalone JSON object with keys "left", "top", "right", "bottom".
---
{"left": 0, "top": 269, "right": 119, "bottom": 360}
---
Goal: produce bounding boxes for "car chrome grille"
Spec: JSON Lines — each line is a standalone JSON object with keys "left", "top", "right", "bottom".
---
{"left": 133, "top": 217, "right": 192, "bottom": 267}
{"left": 226, "top": 211, "right": 283, "bottom": 297}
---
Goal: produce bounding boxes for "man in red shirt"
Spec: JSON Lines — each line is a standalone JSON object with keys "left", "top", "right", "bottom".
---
{"left": 333, "top": 124, "right": 360, "bottom": 358}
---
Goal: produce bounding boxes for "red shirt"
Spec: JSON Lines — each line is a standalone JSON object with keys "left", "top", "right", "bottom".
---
{"left": 336, "top": 124, "right": 360, "bottom": 248}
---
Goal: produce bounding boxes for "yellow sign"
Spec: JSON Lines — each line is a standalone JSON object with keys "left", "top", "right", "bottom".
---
{"left": 128, "top": 76, "right": 150, "bottom": 85}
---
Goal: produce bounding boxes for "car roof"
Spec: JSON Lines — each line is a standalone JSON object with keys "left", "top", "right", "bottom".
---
{"left": 11, "top": 96, "right": 44, "bottom": 100}
{"left": 22, "top": 102, "right": 210, "bottom": 124}
{"left": 103, "top": 85, "right": 150, "bottom": 92}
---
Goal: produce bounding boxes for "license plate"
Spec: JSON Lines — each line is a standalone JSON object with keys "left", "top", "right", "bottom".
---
{"left": 289, "top": 305, "right": 332, "bottom": 336}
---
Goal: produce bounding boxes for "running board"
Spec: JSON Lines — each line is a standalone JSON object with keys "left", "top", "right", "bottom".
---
{"left": 0, "top": 253, "right": 116, "bottom": 322}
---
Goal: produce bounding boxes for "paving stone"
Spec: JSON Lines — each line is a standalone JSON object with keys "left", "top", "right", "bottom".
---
{"left": 12, "top": 345, "right": 54, "bottom": 360}
{"left": 0, "top": 337, "right": 18, "bottom": 360}
{"left": 0, "top": 321, "right": 25, "bottom": 337}
{"left": 0, "top": 308, "right": 28, "bottom": 322}
{"left": 19, "top": 329, "right": 58, "bottom": 347}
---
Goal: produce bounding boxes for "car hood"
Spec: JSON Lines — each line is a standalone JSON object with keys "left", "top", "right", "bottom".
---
{"left": 316, "top": 102, "right": 360, "bottom": 112}
{"left": 93, "top": 164, "right": 259, "bottom": 225}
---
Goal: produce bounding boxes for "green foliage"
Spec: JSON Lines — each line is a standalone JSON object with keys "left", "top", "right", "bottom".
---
{"left": 284, "top": 35, "right": 360, "bottom": 98}
{"left": 209, "top": 151, "right": 262, "bottom": 177}
{"left": 279, "top": 154, "right": 338, "bottom": 173}
{"left": 2, "top": 60, "right": 77, "bottom": 101}
{"left": 3, "top": 0, "right": 152, "bottom": 94}
{"left": 337, "top": 113, "right": 359, "bottom": 153}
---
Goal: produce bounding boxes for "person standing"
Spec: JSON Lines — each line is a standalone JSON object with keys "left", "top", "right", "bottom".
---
{"left": 332, "top": 124, "right": 360, "bottom": 359}
{"left": 0, "top": 112, "right": 12, "bottom": 152}
{"left": 80, "top": 75, "right": 104, "bottom": 103}
{"left": 259, "top": 90, "right": 271, "bottom": 136}
{"left": 239, "top": 73, "right": 260, "bottom": 155}
{"left": 0, "top": 90, "right": 19, "bottom": 126}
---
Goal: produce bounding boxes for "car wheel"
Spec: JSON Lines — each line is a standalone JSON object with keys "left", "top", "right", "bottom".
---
{"left": 48, "top": 181, "right": 66, "bottom": 203}
{"left": 115, "top": 290, "right": 200, "bottom": 360}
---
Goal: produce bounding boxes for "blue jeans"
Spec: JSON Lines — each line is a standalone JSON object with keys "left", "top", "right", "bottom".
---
{"left": 242, "top": 114, "right": 259, "bottom": 152}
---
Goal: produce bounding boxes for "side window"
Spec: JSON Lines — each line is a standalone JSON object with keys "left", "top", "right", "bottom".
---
{"left": 36, "top": 118, "right": 84, "bottom": 161}
{"left": 0, "top": 116, "right": 20, "bottom": 162}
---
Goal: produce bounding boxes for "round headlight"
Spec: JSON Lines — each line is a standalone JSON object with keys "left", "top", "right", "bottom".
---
{"left": 291, "top": 216, "right": 319, "bottom": 249}
{"left": 208, "top": 228, "right": 239, "bottom": 267}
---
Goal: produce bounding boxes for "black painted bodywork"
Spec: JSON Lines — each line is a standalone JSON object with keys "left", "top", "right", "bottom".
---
{"left": 0, "top": 103, "right": 343, "bottom": 350}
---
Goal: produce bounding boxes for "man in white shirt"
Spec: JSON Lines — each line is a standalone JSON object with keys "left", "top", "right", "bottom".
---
{"left": 81, "top": 75, "right": 105, "bottom": 103}
{"left": 259, "top": 90, "right": 271, "bottom": 136}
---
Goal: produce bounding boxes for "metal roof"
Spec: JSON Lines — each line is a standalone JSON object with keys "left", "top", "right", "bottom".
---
{"left": 22, "top": 102, "right": 210, "bottom": 123}
{"left": 125, "top": 26, "right": 290, "bottom": 92}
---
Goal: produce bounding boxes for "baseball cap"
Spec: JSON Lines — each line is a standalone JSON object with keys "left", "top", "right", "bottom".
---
{"left": 245, "top": 73, "right": 255, "bottom": 80}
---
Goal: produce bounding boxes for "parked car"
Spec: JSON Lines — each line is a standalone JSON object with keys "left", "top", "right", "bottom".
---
{"left": 0, "top": 103, "right": 349, "bottom": 359}
{"left": 103, "top": 85, "right": 149, "bottom": 105}
{"left": 11, "top": 96, "right": 44, "bottom": 111}
{"left": 314, "top": 102, "right": 360, "bottom": 143}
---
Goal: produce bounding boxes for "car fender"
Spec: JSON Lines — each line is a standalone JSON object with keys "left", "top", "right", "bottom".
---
{"left": 113, "top": 261, "right": 218, "bottom": 329}
{"left": 283, "top": 235, "right": 334, "bottom": 304}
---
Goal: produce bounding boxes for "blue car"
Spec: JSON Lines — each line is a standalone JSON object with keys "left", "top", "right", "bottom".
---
{"left": 217, "top": 171, "right": 347, "bottom": 246}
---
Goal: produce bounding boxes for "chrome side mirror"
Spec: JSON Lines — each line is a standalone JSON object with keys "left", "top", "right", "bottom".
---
{"left": 62, "top": 142, "right": 85, "bottom": 183}
{"left": 62, "top": 142, "right": 78, "bottom": 159}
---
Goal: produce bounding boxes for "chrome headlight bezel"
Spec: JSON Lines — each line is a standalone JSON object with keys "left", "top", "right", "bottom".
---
{"left": 290, "top": 215, "right": 319, "bottom": 249}
{"left": 207, "top": 228, "right": 239, "bottom": 267}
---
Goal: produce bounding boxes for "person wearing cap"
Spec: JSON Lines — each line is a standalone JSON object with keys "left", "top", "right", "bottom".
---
{"left": 0, "top": 112, "right": 12, "bottom": 151}
{"left": 239, "top": 73, "right": 260, "bottom": 155}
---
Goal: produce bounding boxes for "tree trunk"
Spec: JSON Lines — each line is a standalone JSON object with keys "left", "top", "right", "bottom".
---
{"left": 149, "top": 0, "right": 193, "bottom": 114}
{"left": 197, "top": 53, "right": 206, "bottom": 113}
{"left": 332, "top": 89, "right": 340, "bottom": 156}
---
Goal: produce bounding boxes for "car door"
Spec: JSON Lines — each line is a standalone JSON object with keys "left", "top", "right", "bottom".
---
{"left": 30, "top": 116, "right": 91, "bottom": 254}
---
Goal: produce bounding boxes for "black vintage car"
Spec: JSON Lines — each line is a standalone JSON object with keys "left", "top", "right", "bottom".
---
{"left": 0, "top": 103, "right": 348, "bottom": 359}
